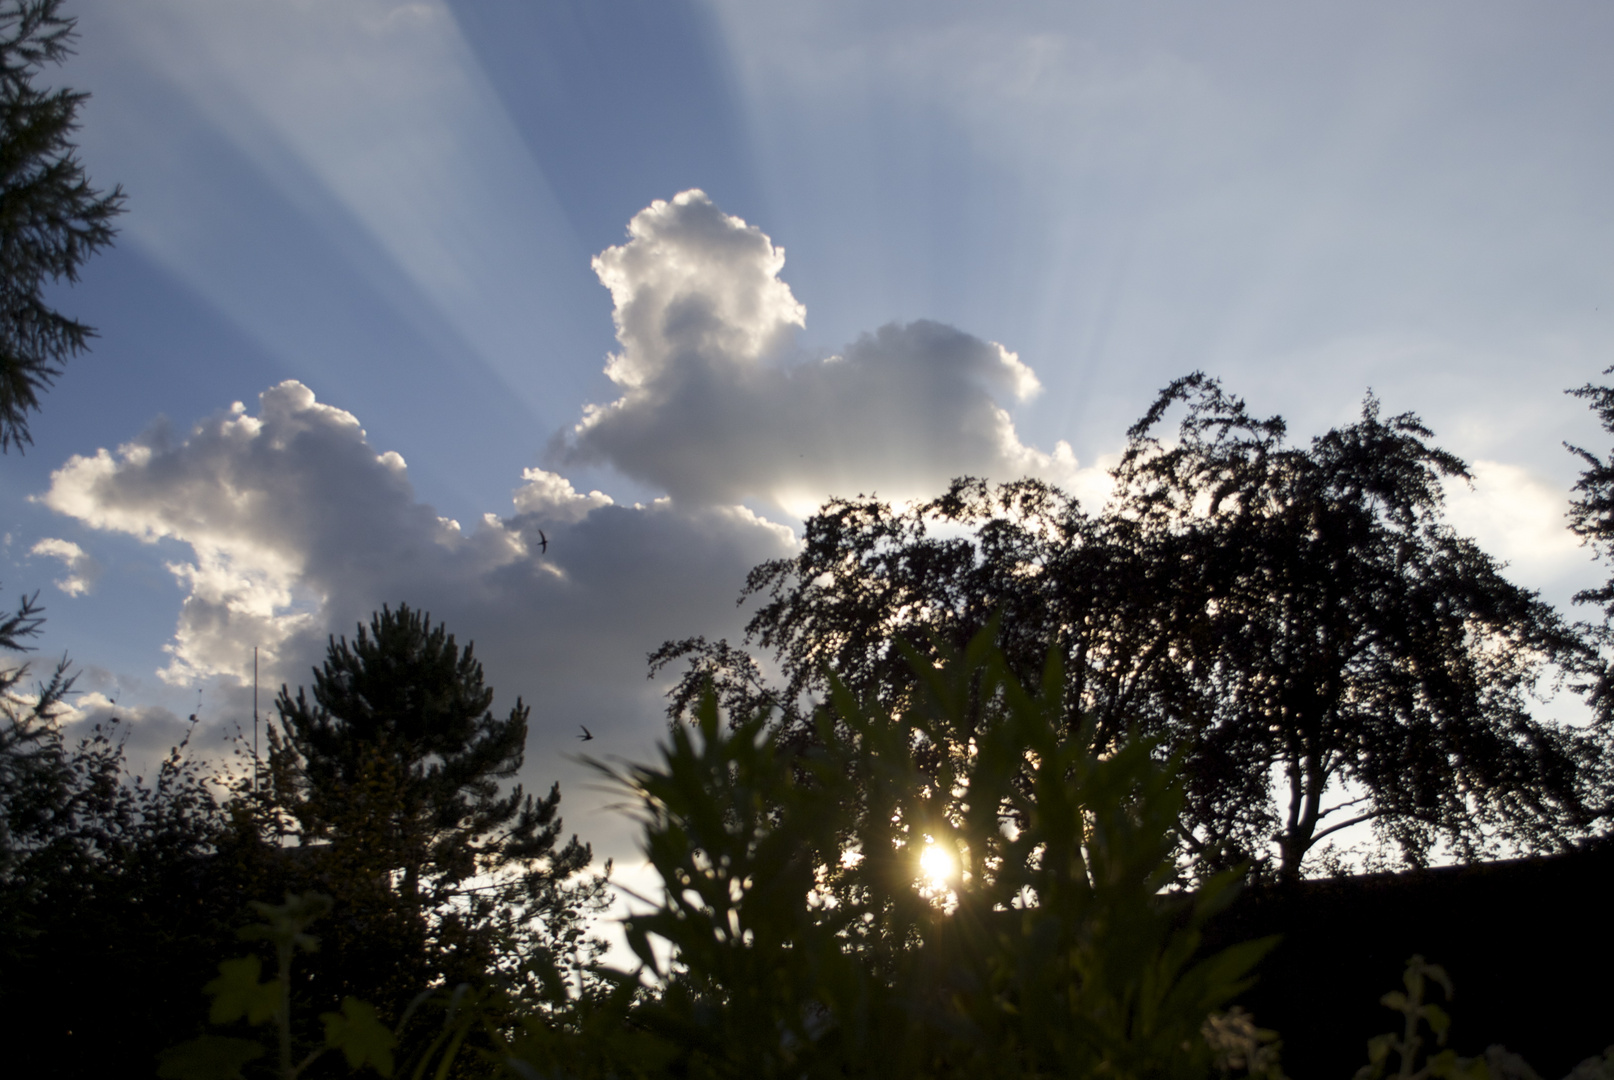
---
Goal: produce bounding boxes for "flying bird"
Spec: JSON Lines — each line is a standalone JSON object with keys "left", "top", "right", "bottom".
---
{"left": 578, "top": 725, "right": 593, "bottom": 741}
{"left": 538, "top": 529, "right": 548, "bottom": 553}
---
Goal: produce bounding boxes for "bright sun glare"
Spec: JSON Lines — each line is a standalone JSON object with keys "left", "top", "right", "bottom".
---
{"left": 919, "top": 842, "right": 955, "bottom": 888}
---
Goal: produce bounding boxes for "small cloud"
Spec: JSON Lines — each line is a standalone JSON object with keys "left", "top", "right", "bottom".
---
{"left": 1443, "top": 460, "right": 1583, "bottom": 582}
{"left": 29, "top": 538, "right": 100, "bottom": 597}
{"left": 513, "top": 468, "right": 615, "bottom": 524}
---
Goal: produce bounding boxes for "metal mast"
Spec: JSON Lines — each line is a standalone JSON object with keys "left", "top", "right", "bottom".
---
{"left": 253, "top": 646, "right": 259, "bottom": 794}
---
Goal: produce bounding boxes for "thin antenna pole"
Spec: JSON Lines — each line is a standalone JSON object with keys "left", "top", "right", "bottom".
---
{"left": 253, "top": 646, "right": 259, "bottom": 794}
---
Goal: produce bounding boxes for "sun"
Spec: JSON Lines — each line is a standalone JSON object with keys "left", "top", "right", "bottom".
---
{"left": 919, "top": 841, "right": 955, "bottom": 889}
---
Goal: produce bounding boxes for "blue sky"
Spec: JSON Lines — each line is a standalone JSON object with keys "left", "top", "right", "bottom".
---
{"left": 6, "top": 0, "right": 1614, "bottom": 879}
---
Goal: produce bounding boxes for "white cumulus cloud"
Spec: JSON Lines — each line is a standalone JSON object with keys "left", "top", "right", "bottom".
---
{"left": 1442, "top": 460, "right": 1584, "bottom": 586}
{"left": 29, "top": 538, "right": 100, "bottom": 597}
{"left": 39, "top": 383, "right": 447, "bottom": 683}
{"left": 512, "top": 468, "right": 615, "bottom": 524}
{"left": 38, "top": 380, "right": 797, "bottom": 776}
{"left": 563, "top": 190, "right": 1088, "bottom": 512}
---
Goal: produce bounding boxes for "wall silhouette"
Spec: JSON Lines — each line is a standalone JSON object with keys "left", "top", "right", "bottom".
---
{"left": 1202, "top": 843, "right": 1614, "bottom": 1077}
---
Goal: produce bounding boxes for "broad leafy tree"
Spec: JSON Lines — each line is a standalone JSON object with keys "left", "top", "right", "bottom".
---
{"left": 659, "top": 375, "right": 1603, "bottom": 880}
{"left": 0, "top": 0, "right": 124, "bottom": 450}
{"left": 270, "top": 605, "right": 607, "bottom": 1007}
{"left": 1113, "top": 376, "right": 1597, "bottom": 876}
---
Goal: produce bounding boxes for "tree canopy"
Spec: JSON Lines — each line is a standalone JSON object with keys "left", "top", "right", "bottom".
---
{"left": 1112, "top": 376, "right": 1598, "bottom": 875}
{"left": 0, "top": 601, "right": 610, "bottom": 1077}
{"left": 658, "top": 375, "right": 1605, "bottom": 880}
{"left": 0, "top": 0, "right": 124, "bottom": 450}
{"left": 1567, "top": 370, "right": 1614, "bottom": 627}
{"left": 270, "top": 604, "right": 607, "bottom": 1006}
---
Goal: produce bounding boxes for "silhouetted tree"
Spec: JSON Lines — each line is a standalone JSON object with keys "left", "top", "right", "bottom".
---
{"left": 0, "top": 588, "right": 75, "bottom": 933}
{"left": 0, "top": 603, "right": 610, "bottom": 1078}
{"left": 1567, "top": 371, "right": 1614, "bottom": 624}
{"left": 0, "top": 590, "right": 71, "bottom": 865}
{"left": 270, "top": 605, "right": 607, "bottom": 1010}
{"left": 1562, "top": 370, "right": 1614, "bottom": 832}
{"left": 658, "top": 376, "right": 1602, "bottom": 881}
{"left": 1114, "top": 375, "right": 1597, "bottom": 877}
{"left": 1, "top": 589, "right": 239, "bottom": 1080}
{"left": 0, "top": 0, "right": 124, "bottom": 450}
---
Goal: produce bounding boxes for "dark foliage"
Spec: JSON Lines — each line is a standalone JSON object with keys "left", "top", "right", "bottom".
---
{"left": 1566, "top": 373, "right": 1614, "bottom": 601}
{"left": 0, "top": 588, "right": 71, "bottom": 877}
{"left": 0, "top": 0, "right": 124, "bottom": 450}
{"left": 1562, "top": 370, "right": 1614, "bottom": 831}
{"left": 0, "top": 589, "right": 239, "bottom": 1080}
{"left": 269, "top": 605, "right": 607, "bottom": 1023}
{"left": 607, "top": 636, "right": 1275, "bottom": 1080}
{"left": 1115, "top": 376, "right": 1598, "bottom": 877}
{"left": 1, "top": 600, "right": 608, "bottom": 1079}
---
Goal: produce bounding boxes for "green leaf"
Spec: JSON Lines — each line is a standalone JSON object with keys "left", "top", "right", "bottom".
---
{"left": 240, "top": 891, "right": 333, "bottom": 954}
{"left": 156, "top": 1036, "right": 266, "bottom": 1080}
{"left": 1422, "top": 1002, "right": 1451, "bottom": 1040}
{"left": 322, "top": 996, "right": 397, "bottom": 1077}
{"left": 1425, "top": 1048, "right": 1468, "bottom": 1078}
{"left": 204, "top": 956, "right": 282, "bottom": 1026}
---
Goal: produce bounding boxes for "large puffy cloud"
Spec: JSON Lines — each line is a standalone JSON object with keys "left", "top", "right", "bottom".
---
{"left": 564, "top": 190, "right": 1085, "bottom": 512}
{"left": 39, "top": 382, "right": 796, "bottom": 789}
{"left": 40, "top": 384, "right": 447, "bottom": 683}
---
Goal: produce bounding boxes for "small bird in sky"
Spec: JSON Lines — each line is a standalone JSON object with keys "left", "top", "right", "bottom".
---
{"left": 578, "top": 725, "right": 593, "bottom": 741}
{"left": 538, "top": 529, "right": 549, "bottom": 553}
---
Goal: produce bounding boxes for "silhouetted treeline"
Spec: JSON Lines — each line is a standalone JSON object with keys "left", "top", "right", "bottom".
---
{"left": 0, "top": 604, "right": 605, "bottom": 1080}
{"left": 658, "top": 374, "right": 1611, "bottom": 884}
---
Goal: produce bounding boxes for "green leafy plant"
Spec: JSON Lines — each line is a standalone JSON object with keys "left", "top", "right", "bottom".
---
{"left": 1353, "top": 956, "right": 1484, "bottom": 1080}
{"left": 1352, "top": 956, "right": 1614, "bottom": 1080}
{"left": 159, "top": 889, "right": 585, "bottom": 1080}
{"left": 1201, "top": 1008, "right": 1284, "bottom": 1080}
{"left": 592, "top": 629, "right": 1278, "bottom": 1080}
{"left": 159, "top": 892, "right": 397, "bottom": 1080}
{"left": 161, "top": 634, "right": 1614, "bottom": 1080}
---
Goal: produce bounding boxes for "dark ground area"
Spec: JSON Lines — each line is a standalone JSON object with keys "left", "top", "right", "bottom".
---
{"left": 1202, "top": 842, "right": 1614, "bottom": 1078}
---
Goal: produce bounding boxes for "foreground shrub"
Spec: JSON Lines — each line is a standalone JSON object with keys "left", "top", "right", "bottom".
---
{"left": 591, "top": 633, "right": 1274, "bottom": 1080}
